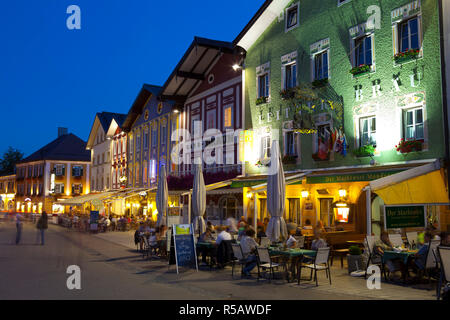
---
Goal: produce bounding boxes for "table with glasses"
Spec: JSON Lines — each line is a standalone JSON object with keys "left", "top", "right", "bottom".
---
{"left": 268, "top": 247, "right": 317, "bottom": 281}
{"left": 382, "top": 250, "right": 418, "bottom": 283}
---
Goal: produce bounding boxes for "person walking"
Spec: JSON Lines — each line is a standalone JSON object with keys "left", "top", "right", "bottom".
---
{"left": 15, "top": 212, "right": 24, "bottom": 245}
{"left": 36, "top": 211, "right": 48, "bottom": 245}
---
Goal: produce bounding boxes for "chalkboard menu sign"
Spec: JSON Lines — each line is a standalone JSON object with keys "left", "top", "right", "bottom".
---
{"left": 384, "top": 205, "right": 426, "bottom": 229}
{"left": 90, "top": 211, "right": 99, "bottom": 231}
{"left": 169, "top": 224, "right": 198, "bottom": 274}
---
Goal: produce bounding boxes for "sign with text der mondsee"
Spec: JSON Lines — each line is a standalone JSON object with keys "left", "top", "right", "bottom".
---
{"left": 384, "top": 205, "right": 426, "bottom": 229}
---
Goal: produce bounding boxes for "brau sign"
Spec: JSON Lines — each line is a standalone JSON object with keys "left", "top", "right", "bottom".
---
{"left": 384, "top": 205, "right": 426, "bottom": 229}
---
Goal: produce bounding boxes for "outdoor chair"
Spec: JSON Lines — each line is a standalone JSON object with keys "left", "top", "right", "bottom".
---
{"left": 364, "top": 235, "right": 387, "bottom": 280}
{"left": 216, "top": 240, "right": 233, "bottom": 268}
{"left": 231, "top": 243, "right": 246, "bottom": 279}
{"left": 260, "top": 237, "right": 270, "bottom": 247}
{"left": 437, "top": 246, "right": 450, "bottom": 300}
{"left": 256, "top": 247, "right": 284, "bottom": 283}
{"left": 416, "top": 240, "right": 440, "bottom": 284}
{"left": 433, "top": 248, "right": 443, "bottom": 299}
{"left": 297, "top": 247, "right": 331, "bottom": 286}
{"left": 388, "top": 233, "right": 404, "bottom": 248}
{"left": 406, "top": 232, "right": 418, "bottom": 248}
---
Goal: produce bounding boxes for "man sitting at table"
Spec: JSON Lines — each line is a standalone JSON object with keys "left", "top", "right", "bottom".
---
{"left": 216, "top": 226, "right": 232, "bottom": 245}
{"left": 374, "top": 232, "right": 404, "bottom": 278}
{"left": 240, "top": 229, "right": 259, "bottom": 277}
{"left": 311, "top": 229, "right": 327, "bottom": 250}
{"left": 286, "top": 230, "right": 297, "bottom": 249}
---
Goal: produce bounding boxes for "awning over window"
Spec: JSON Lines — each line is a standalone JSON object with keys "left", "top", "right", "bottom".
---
{"left": 369, "top": 160, "right": 449, "bottom": 205}
{"left": 55, "top": 191, "right": 118, "bottom": 205}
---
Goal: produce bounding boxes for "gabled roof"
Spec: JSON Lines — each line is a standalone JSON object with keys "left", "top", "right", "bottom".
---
{"left": 97, "top": 112, "right": 128, "bottom": 132}
{"left": 19, "top": 133, "right": 91, "bottom": 163}
{"left": 233, "top": 0, "right": 291, "bottom": 51}
{"left": 159, "top": 36, "right": 244, "bottom": 103}
{"left": 121, "top": 84, "right": 163, "bottom": 132}
{"left": 86, "top": 112, "right": 127, "bottom": 149}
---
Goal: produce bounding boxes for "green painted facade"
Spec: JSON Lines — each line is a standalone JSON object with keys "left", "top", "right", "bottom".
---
{"left": 243, "top": 0, "right": 445, "bottom": 175}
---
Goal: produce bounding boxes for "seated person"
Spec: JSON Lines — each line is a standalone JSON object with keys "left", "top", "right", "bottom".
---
{"left": 215, "top": 226, "right": 232, "bottom": 246}
{"left": 286, "top": 219, "right": 298, "bottom": 235}
{"left": 374, "top": 232, "right": 404, "bottom": 276}
{"left": 295, "top": 227, "right": 303, "bottom": 236}
{"left": 286, "top": 231, "right": 298, "bottom": 249}
{"left": 311, "top": 229, "right": 327, "bottom": 251}
{"left": 206, "top": 221, "right": 215, "bottom": 232}
{"left": 199, "top": 228, "right": 215, "bottom": 242}
{"left": 256, "top": 225, "right": 266, "bottom": 241}
{"left": 237, "top": 224, "right": 247, "bottom": 241}
{"left": 315, "top": 220, "right": 326, "bottom": 233}
{"left": 440, "top": 232, "right": 450, "bottom": 247}
{"left": 240, "top": 229, "right": 259, "bottom": 277}
{"left": 413, "top": 232, "right": 432, "bottom": 271}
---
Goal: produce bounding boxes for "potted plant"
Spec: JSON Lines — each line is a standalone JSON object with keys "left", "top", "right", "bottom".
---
{"left": 352, "top": 145, "right": 375, "bottom": 158}
{"left": 395, "top": 138, "right": 423, "bottom": 154}
{"left": 347, "top": 245, "right": 363, "bottom": 274}
{"left": 394, "top": 49, "right": 420, "bottom": 64}
{"left": 349, "top": 64, "right": 371, "bottom": 77}
{"left": 255, "top": 96, "right": 268, "bottom": 105}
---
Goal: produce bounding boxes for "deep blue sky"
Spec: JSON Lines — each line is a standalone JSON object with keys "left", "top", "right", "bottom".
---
{"left": 0, "top": 0, "right": 261, "bottom": 157}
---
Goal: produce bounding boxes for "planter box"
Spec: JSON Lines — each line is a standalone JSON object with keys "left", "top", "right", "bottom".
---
{"left": 347, "top": 255, "right": 363, "bottom": 274}
{"left": 352, "top": 69, "right": 371, "bottom": 78}
{"left": 394, "top": 54, "right": 418, "bottom": 65}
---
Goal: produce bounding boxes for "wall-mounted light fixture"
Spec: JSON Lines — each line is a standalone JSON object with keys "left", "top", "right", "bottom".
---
{"left": 301, "top": 190, "right": 309, "bottom": 198}
{"left": 338, "top": 189, "right": 347, "bottom": 198}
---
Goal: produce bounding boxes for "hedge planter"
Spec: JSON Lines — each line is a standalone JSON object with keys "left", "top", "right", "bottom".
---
{"left": 394, "top": 49, "right": 420, "bottom": 65}
{"left": 282, "top": 155, "right": 297, "bottom": 165}
{"left": 395, "top": 139, "right": 423, "bottom": 154}
{"left": 350, "top": 65, "right": 371, "bottom": 78}
{"left": 256, "top": 96, "right": 268, "bottom": 105}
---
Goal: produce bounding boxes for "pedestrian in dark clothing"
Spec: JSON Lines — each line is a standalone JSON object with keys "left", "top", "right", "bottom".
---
{"left": 36, "top": 211, "right": 48, "bottom": 245}
{"left": 15, "top": 213, "right": 24, "bottom": 245}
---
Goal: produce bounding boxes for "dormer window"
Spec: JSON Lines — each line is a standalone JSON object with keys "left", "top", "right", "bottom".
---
{"left": 285, "top": 3, "right": 299, "bottom": 32}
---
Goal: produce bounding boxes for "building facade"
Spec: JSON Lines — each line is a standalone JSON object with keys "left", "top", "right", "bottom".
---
{"left": 235, "top": 0, "right": 449, "bottom": 234}
{"left": 15, "top": 130, "right": 91, "bottom": 214}
{"left": 160, "top": 37, "right": 245, "bottom": 224}
{"left": 86, "top": 112, "right": 127, "bottom": 192}
{"left": 0, "top": 174, "right": 15, "bottom": 212}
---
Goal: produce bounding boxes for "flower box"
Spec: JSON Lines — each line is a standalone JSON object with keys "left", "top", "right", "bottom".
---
{"left": 311, "top": 78, "right": 328, "bottom": 88}
{"left": 256, "top": 96, "right": 268, "bottom": 105}
{"left": 395, "top": 138, "right": 423, "bottom": 154}
{"left": 394, "top": 49, "right": 420, "bottom": 64}
{"left": 350, "top": 64, "right": 371, "bottom": 77}
{"left": 280, "top": 88, "right": 296, "bottom": 100}
{"left": 352, "top": 145, "right": 375, "bottom": 158}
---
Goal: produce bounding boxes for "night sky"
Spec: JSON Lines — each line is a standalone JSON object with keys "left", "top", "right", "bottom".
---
{"left": 0, "top": 0, "right": 261, "bottom": 157}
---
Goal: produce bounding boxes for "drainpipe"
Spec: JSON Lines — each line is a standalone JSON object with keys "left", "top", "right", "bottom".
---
{"left": 363, "top": 186, "right": 372, "bottom": 236}
{"left": 438, "top": 0, "right": 450, "bottom": 197}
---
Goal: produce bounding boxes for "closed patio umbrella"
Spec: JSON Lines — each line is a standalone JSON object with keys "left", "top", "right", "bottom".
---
{"left": 265, "top": 140, "right": 287, "bottom": 242}
{"left": 192, "top": 163, "right": 206, "bottom": 235}
{"left": 156, "top": 165, "right": 168, "bottom": 227}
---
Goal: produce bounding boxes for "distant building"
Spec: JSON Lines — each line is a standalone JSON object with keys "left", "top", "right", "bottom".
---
{"left": 86, "top": 112, "right": 127, "bottom": 192}
{"left": 0, "top": 174, "right": 15, "bottom": 212}
{"left": 15, "top": 129, "right": 91, "bottom": 214}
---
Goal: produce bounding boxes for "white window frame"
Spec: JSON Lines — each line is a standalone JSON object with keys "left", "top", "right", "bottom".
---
{"left": 393, "top": 14, "right": 423, "bottom": 58}
{"left": 352, "top": 33, "right": 375, "bottom": 70}
{"left": 285, "top": 2, "right": 299, "bottom": 33}
{"left": 284, "top": 130, "right": 298, "bottom": 156}
{"left": 282, "top": 62, "right": 298, "bottom": 90}
{"left": 261, "top": 136, "right": 271, "bottom": 160}
{"left": 358, "top": 115, "right": 377, "bottom": 147}
{"left": 257, "top": 73, "right": 270, "bottom": 99}
{"left": 403, "top": 107, "right": 425, "bottom": 141}
{"left": 311, "top": 49, "right": 330, "bottom": 81}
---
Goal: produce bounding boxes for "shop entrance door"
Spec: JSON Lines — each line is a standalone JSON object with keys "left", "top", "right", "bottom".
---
{"left": 319, "top": 198, "right": 334, "bottom": 227}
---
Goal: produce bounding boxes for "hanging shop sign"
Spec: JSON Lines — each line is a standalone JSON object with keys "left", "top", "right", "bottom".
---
{"left": 306, "top": 170, "right": 402, "bottom": 184}
{"left": 384, "top": 205, "right": 425, "bottom": 229}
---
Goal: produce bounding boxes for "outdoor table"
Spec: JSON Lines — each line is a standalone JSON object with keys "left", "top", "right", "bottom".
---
{"left": 382, "top": 250, "right": 418, "bottom": 284}
{"left": 268, "top": 248, "right": 317, "bottom": 282}
{"left": 382, "top": 250, "right": 417, "bottom": 265}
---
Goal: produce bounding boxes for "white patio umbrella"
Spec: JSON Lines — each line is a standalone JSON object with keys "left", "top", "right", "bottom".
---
{"left": 155, "top": 165, "right": 168, "bottom": 227}
{"left": 192, "top": 163, "right": 206, "bottom": 235}
{"left": 265, "top": 140, "right": 288, "bottom": 242}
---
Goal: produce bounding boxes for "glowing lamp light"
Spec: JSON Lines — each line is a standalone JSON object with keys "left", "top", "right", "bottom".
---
{"left": 301, "top": 191, "right": 309, "bottom": 198}
{"left": 338, "top": 189, "right": 347, "bottom": 198}
{"left": 246, "top": 193, "right": 253, "bottom": 199}
{"left": 232, "top": 64, "right": 241, "bottom": 71}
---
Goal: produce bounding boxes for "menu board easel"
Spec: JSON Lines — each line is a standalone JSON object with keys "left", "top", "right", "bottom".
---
{"left": 168, "top": 223, "right": 198, "bottom": 274}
